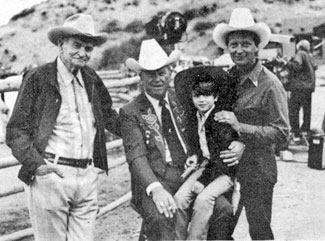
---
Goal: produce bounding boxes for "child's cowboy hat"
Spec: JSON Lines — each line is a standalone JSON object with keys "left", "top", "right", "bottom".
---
{"left": 125, "top": 39, "right": 181, "bottom": 72}
{"left": 213, "top": 8, "right": 271, "bottom": 49}
{"left": 174, "top": 66, "right": 231, "bottom": 112}
{"left": 48, "top": 14, "right": 108, "bottom": 46}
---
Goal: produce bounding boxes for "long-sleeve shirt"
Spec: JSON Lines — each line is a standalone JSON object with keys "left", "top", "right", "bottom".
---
{"left": 230, "top": 60, "right": 290, "bottom": 185}
{"left": 45, "top": 58, "right": 96, "bottom": 159}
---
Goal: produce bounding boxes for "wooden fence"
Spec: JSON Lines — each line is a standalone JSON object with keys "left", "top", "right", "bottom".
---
{"left": 0, "top": 70, "right": 140, "bottom": 241}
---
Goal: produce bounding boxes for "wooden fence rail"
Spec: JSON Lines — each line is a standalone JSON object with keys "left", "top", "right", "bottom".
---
{"left": 0, "top": 140, "right": 130, "bottom": 241}
{"left": 0, "top": 70, "right": 136, "bottom": 241}
{"left": 0, "top": 71, "right": 140, "bottom": 93}
{"left": 0, "top": 191, "right": 132, "bottom": 241}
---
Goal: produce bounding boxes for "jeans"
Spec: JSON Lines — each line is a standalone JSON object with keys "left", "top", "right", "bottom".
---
{"left": 25, "top": 164, "right": 99, "bottom": 241}
{"left": 174, "top": 168, "right": 233, "bottom": 240}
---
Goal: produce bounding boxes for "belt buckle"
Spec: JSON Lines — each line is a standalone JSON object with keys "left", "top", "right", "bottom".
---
{"left": 80, "top": 158, "right": 92, "bottom": 168}
{"left": 88, "top": 158, "right": 93, "bottom": 166}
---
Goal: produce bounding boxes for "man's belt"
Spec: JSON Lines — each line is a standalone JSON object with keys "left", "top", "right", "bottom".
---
{"left": 44, "top": 152, "right": 92, "bottom": 169}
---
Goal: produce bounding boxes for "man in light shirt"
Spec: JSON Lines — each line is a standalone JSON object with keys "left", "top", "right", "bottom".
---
{"left": 6, "top": 14, "right": 120, "bottom": 241}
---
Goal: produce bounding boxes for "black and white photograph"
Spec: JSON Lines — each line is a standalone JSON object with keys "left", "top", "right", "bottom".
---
{"left": 1, "top": 0, "right": 325, "bottom": 240}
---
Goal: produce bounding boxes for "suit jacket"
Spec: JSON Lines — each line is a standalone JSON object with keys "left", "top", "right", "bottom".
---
{"left": 187, "top": 104, "right": 238, "bottom": 187}
{"left": 6, "top": 59, "right": 120, "bottom": 185}
{"left": 119, "top": 91, "right": 189, "bottom": 215}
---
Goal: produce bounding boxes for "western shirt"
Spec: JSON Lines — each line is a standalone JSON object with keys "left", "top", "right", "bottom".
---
{"left": 145, "top": 92, "right": 187, "bottom": 195}
{"left": 232, "top": 60, "right": 290, "bottom": 184}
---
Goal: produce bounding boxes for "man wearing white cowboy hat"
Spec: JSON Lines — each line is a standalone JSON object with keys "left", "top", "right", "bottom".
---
{"left": 213, "top": 8, "right": 290, "bottom": 240}
{"left": 120, "top": 38, "right": 188, "bottom": 240}
{"left": 121, "top": 39, "right": 242, "bottom": 240}
{"left": 6, "top": 13, "right": 120, "bottom": 241}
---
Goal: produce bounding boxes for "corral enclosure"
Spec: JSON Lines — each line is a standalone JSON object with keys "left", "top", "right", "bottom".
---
{"left": 2, "top": 0, "right": 325, "bottom": 240}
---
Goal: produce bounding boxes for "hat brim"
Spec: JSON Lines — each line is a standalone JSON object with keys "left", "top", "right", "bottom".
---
{"left": 213, "top": 22, "right": 271, "bottom": 49}
{"left": 174, "top": 65, "right": 230, "bottom": 112}
{"left": 48, "top": 26, "right": 109, "bottom": 46}
{"left": 125, "top": 50, "right": 181, "bottom": 72}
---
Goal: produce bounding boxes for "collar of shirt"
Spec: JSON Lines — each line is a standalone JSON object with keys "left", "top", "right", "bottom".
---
{"left": 57, "top": 57, "right": 84, "bottom": 87}
{"left": 239, "top": 60, "right": 263, "bottom": 87}
{"left": 196, "top": 104, "right": 215, "bottom": 122}
{"left": 145, "top": 92, "right": 170, "bottom": 109}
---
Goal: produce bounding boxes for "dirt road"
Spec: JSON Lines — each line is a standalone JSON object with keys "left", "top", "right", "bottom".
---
{"left": 1, "top": 66, "right": 325, "bottom": 240}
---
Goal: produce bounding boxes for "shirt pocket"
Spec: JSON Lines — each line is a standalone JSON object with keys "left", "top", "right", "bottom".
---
{"left": 56, "top": 103, "right": 75, "bottom": 126}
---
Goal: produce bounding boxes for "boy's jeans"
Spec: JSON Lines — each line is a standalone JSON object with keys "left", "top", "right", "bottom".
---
{"left": 174, "top": 167, "right": 233, "bottom": 240}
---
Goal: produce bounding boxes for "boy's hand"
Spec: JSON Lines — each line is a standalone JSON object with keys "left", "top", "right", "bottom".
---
{"left": 192, "top": 181, "right": 204, "bottom": 194}
{"left": 185, "top": 155, "right": 198, "bottom": 168}
{"left": 181, "top": 155, "right": 198, "bottom": 180}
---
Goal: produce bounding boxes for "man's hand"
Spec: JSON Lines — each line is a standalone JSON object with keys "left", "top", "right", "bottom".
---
{"left": 151, "top": 186, "right": 177, "bottom": 218}
{"left": 220, "top": 141, "right": 245, "bottom": 167}
{"left": 214, "top": 110, "right": 240, "bottom": 132}
{"left": 35, "top": 163, "right": 64, "bottom": 178}
{"left": 191, "top": 181, "right": 204, "bottom": 194}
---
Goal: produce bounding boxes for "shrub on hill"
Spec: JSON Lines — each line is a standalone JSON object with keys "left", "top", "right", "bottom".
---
{"left": 99, "top": 37, "right": 145, "bottom": 69}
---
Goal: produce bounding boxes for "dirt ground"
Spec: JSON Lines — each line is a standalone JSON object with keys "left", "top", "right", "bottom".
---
{"left": 1, "top": 66, "right": 325, "bottom": 240}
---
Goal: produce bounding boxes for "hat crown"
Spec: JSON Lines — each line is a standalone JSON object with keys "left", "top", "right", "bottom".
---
{"left": 212, "top": 7, "right": 271, "bottom": 49}
{"left": 125, "top": 38, "right": 181, "bottom": 72}
{"left": 138, "top": 39, "right": 169, "bottom": 70}
{"left": 63, "top": 14, "right": 95, "bottom": 35}
{"left": 228, "top": 8, "right": 256, "bottom": 28}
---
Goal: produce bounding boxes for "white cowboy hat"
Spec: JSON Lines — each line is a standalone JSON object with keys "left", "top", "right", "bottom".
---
{"left": 125, "top": 39, "right": 181, "bottom": 72}
{"left": 213, "top": 8, "right": 271, "bottom": 49}
{"left": 48, "top": 14, "right": 108, "bottom": 46}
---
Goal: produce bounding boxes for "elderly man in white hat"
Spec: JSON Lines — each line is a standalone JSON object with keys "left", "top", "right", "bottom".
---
{"left": 6, "top": 14, "right": 120, "bottom": 241}
{"left": 120, "top": 38, "right": 187, "bottom": 240}
{"left": 213, "top": 8, "right": 290, "bottom": 240}
{"left": 121, "top": 39, "right": 244, "bottom": 241}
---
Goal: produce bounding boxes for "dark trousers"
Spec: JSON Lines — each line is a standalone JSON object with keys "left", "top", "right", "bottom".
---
{"left": 208, "top": 190, "right": 235, "bottom": 240}
{"left": 139, "top": 167, "right": 235, "bottom": 241}
{"left": 140, "top": 166, "right": 183, "bottom": 241}
{"left": 289, "top": 90, "right": 313, "bottom": 135}
{"left": 233, "top": 180, "right": 274, "bottom": 240}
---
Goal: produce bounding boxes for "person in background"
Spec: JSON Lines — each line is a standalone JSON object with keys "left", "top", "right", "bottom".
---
{"left": 213, "top": 8, "right": 290, "bottom": 240}
{"left": 6, "top": 14, "right": 120, "bottom": 241}
{"left": 285, "top": 39, "right": 317, "bottom": 141}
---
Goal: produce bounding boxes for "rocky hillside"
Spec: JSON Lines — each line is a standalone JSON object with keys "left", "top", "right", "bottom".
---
{"left": 1, "top": 0, "right": 325, "bottom": 74}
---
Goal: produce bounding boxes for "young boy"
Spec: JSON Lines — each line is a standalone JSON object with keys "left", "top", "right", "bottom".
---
{"left": 174, "top": 68, "right": 240, "bottom": 240}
